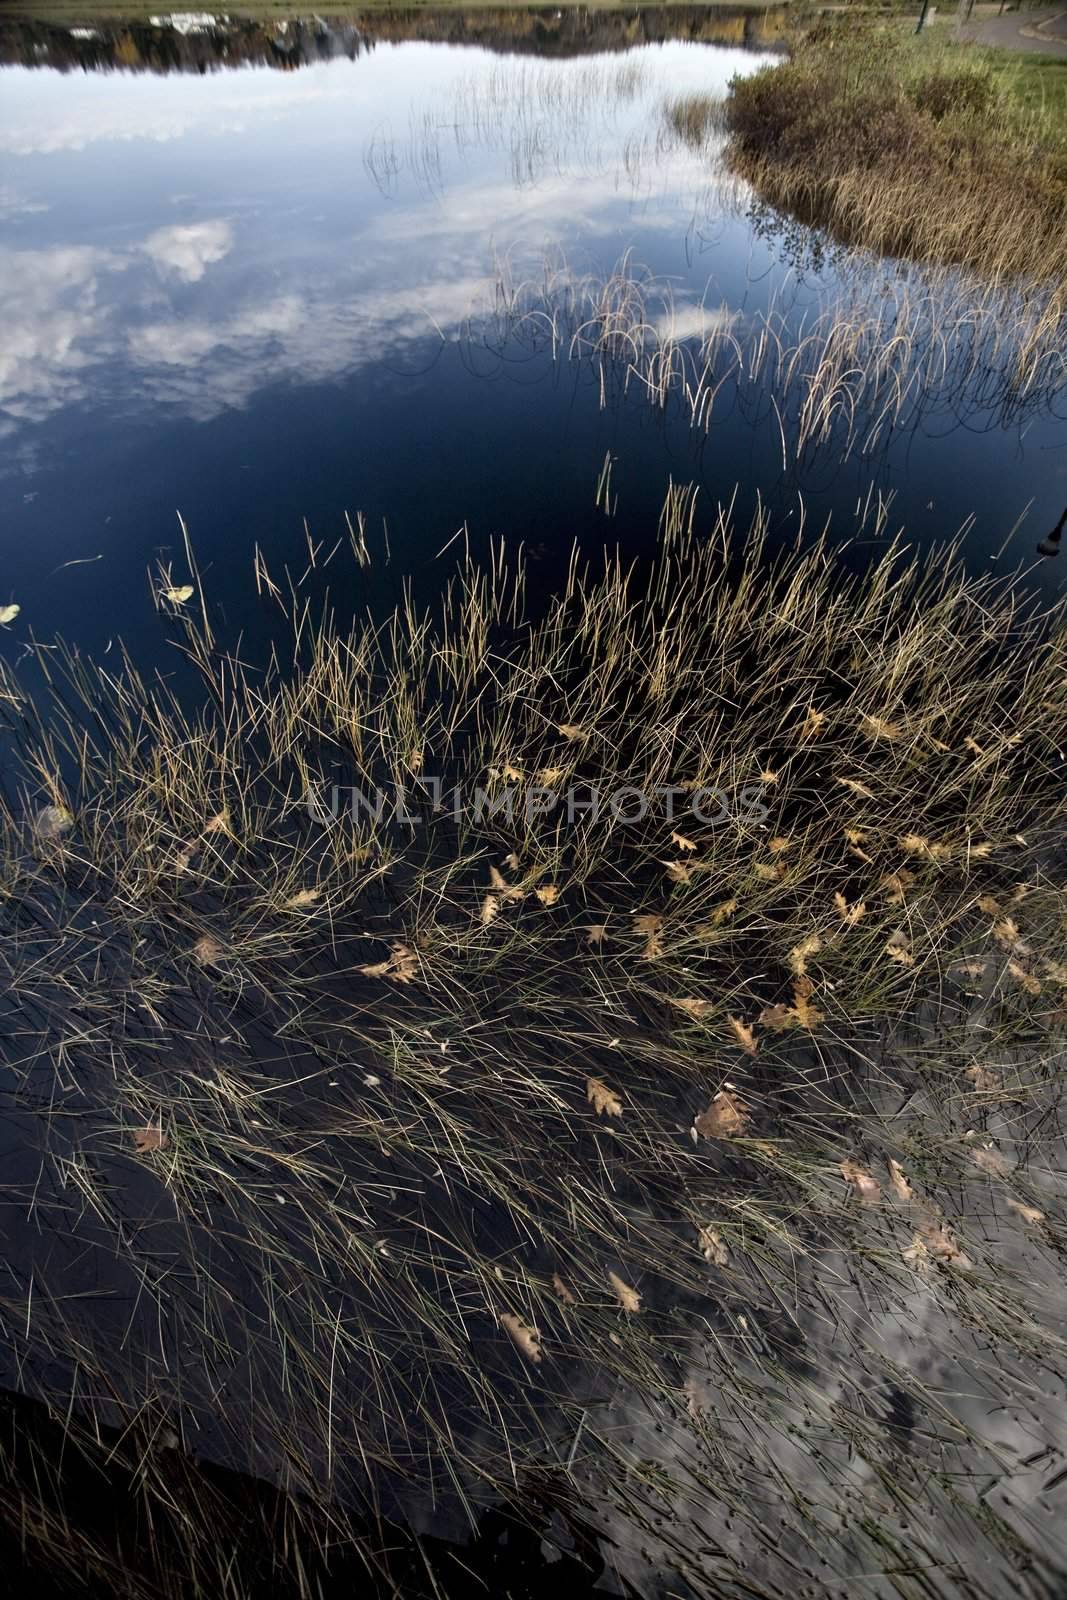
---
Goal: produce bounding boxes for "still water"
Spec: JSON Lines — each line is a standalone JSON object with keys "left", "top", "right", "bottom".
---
{"left": 1, "top": 8, "right": 1065, "bottom": 679}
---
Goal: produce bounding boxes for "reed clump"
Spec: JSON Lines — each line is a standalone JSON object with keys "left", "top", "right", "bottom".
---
{"left": 723, "top": 27, "right": 1067, "bottom": 305}
{"left": 1, "top": 498, "right": 1067, "bottom": 1597}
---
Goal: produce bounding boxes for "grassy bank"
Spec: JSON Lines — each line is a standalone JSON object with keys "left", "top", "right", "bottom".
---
{"left": 2, "top": 493, "right": 1067, "bottom": 1594}
{"left": 719, "top": 25, "right": 1067, "bottom": 295}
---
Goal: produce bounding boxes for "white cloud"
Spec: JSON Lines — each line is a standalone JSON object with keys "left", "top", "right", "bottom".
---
{"left": 142, "top": 220, "right": 233, "bottom": 282}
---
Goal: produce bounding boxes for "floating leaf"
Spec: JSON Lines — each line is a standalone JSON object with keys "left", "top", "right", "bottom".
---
{"left": 586, "top": 1077, "right": 623, "bottom": 1118}
{"left": 789, "top": 933, "right": 822, "bottom": 976}
{"left": 800, "top": 707, "right": 826, "bottom": 739}
{"left": 1007, "top": 960, "right": 1041, "bottom": 996}
{"left": 753, "top": 862, "right": 784, "bottom": 882}
{"left": 161, "top": 585, "right": 195, "bottom": 604}
{"left": 551, "top": 1272, "right": 576, "bottom": 1305}
{"left": 582, "top": 923, "right": 608, "bottom": 947}
{"left": 667, "top": 995, "right": 713, "bottom": 1021}
{"left": 480, "top": 893, "right": 500, "bottom": 927}
{"left": 500, "top": 1312, "right": 542, "bottom": 1365}
{"left": 671, "top": 831, "right": 697, "bottom": 853}
{"left": 285, "top": 887, "right": 321, "bottom": 909}
{"left": 192, "top": 933, "right": 226, "bottom": 967}
{"left": 972, "top": 1145, "right": 1010, "bottom": 1178}
{"left": 888, "top": 1159, "right": 915, "bottom": 1202}
{"left": 833, "top": 892, "right": 866, "bottom": 926}
{"left": 0, "top": 603, "right": 20, "bottom": 625}
{"left": 836, "top": 776, "right": 874, "bottom": 800}
{"left": 884, "top": 931, "right": 914, "bottom": 967}
{"left": 489, "top": 865, "right": 524, "bottom": 903}
{"left": 768, "top": 835, "right": 792, "bottom": 856}
{"left": 203, "top": 808, "right": 230, "bottom": 836}
{"left": 882, "top": 870, "right": 915, "bottom": 906}
{"left": 727, "top": 1016, "right": 757, "bottom": 1056}
{"left": 862, "top": 714, "right": 901, "bottom": 741}
{"left": 34, "top": 804, "right": 73, "bottom": 839}
{"left": 608, "top": 1271, "right": 641, "bottom": 1313}
{"left": 662, "top": 858, "right": 693, "bottom": 885}
{"left": 993, "top": 918, "right": 1029, "bottom": 955}
{"left": 535, "top": 883, "right": 560, "bottom": 907}
{"left": 359, "top": 942, "right": 417, "bottom": 983}
{"left": 976, "top": 893, "right": 1001, "bottom": 916}
{"left": 634, "top": 912, "right": 664, "bottom": 960}
{"left": 557, "top": 723, "right": 586, "bottom": 741}
{"left": 697, "top": 1225, "right": 729, "bottom": 1266}
{"left": 840, "top": 1159, "right": 880, "bottom": 1204}
{"left": 132, "top": 1124, "right": 167, "bottom": 1155}
{"left": 1005, "top": 1197, "right": 1045, "bottom": 1225}
{"left": 694, "top": 1088, "right": 749, "bottom": 1139}
{"left": 759, "top": 769, "right": 779, "bottom": 786}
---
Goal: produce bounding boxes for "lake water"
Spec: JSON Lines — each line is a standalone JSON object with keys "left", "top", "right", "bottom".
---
{"left": 1, "top": 8, "right": 1066, "bottom": 682}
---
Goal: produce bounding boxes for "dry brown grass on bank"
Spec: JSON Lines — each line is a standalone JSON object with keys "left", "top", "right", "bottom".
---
{"left": 722, "top": 27, "right": 1067, "bottom": 305}
{"left": 1, "top": 498, "right": 1067, "bottom": 1597}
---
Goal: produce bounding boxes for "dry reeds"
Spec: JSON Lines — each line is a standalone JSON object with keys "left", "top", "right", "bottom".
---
{"left": 1, "top": 497, "right": 1066, "bottom": 1596}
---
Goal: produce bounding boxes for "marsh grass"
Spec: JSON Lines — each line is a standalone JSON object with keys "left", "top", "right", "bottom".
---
{"left": 1, "top": 496, "right": 1067, "bottom": 1595}
{"left": 722, "top": 26, "right": 1067, "bottom": 321}
{"left": 481, "top": 246, "right": 1067, "bottom": 459}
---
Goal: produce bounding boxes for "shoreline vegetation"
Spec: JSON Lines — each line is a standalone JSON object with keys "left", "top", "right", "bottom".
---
{"left": 2, "top": 494, "right": 1067, "bottom": 1594}
{"left": 715, "top": 23, "right": 1067, "bottom": 298}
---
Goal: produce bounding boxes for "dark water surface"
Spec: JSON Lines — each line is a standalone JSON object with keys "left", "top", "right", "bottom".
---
{"left": 1, "top": 8, "right": 1066, "bottom": 680}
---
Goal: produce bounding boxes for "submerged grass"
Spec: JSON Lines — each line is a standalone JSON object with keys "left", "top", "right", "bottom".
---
{"left": 1, "top": 496, "right": 1067, "bottom": 1595}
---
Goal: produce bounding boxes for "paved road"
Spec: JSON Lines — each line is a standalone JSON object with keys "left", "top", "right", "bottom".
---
{"left": 957, "top": 6, "right": 1067, "bottom": 55}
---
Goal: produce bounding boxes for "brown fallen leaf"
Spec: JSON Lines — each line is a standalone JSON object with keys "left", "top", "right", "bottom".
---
{"left": 535, "top": 884, "right": 560, "bottom": 907}
{"left": 800, "top": 706, "right": 826, "bottom": 739}
{"left": 203, "top": 808, "right": 230, "bottom": 837}
{"left": 882, "top": 870, "right": 915, "bottom": 906}
{"left": 862, "top": 714, "right": 901, "bottom": 741}
{"left": 837, "top": 777, "right": 875, "bottom": 800}
{"left": 966, "top": 1060, "right": 999, "bottom": 1093}
{"left": 503, "top": 762, "right": 525, "bottom": 783}
{"left": 833, "top": 892, "right": 866, "bottom": 926}
{"left": 921, "top": 1220, "right": 972, "bottom": 1269}
{"left": 667, "top": 996, "right": 713, "bottom": 1021}
{"left": 671, "top": 830, "right": 698, "bottom": 852}
{"left": 132, "top": 1124, "right": 168, "bottom": 1155}
{"left": 504, "top": 852, "right": 521, "bottom": 870}
{"left": 1008, "top": 960, "right": 1041, "bottom": 996}
{"left": 480, "top": 893, "right": 501, "bottom": 927}
{"left": 587, "top": 1077, "right": 623, "bottom": 1118}
{"left": 583, "top": 923, "right": 608, "bottom": 947}
{"left": 697, "top": 1225, "right": 729, "bottom": 1266}
{"left": 768, "top": 835, "right": 792, "bottom": 856}
{"left": 695, "top": 1088, "right": 750, "bottom": 1139}
{"left": 551, "top": 1272, "right": 576, "bottom": 1305}
{"left": 760, "top": 769, "right": 780, "bottom": 785}
{"left": 634, "top": 913, "right": 664, "bottom": 960}
{"left": 789, "top": 975, "right": 824, "bottom": 1029}
{"left": 993, "top": 918, "right": 1029, "bottom": 955}
{"left": 558, "top": 723, "right": 586, "bottom": 741}
{"left": 759, "top": 1002, "right": 794, "bottom": 1032}
{"left": 500, "top": 1312, "right": 542, "bottom": 1365}
{"left": 884, "top": 931, "right": 915, "bottom": 967}
{"left": 489, "top": 865, "right": 525, "bottom": 903}
{"left": 754, "top": 862, "right": 784, "bottom": 882}
{"left": 285, "top": 887, "right": 321, "bottom": 909}
{"left": 887, "top": 1158, "right": 915, "bottom": 1203}
{"left": 727, "top": 1015, "right": 758, "bottom": 1056}
{"left": 789, "top": 933, "right": 822, "bottom": 976}
{"left": 34, "top": 804, "right": 74, "bottom": 839}
{"left": 1005, "top": 1197, "right": 1045, "bottom": 1225}
{"left": 977, "top": 894, "right": 1001, "bottom": 916}
{"left": 193, "top": 934, "right": 226, "bottom": 967}
{"left": 840, "top": 1159, "right": 881, "bottom": 1204}
{"left": 608, "top": 1271, "right": 641, "bottom": 1313}
{"left": 662, "top": 858, "right": 693, "bottom": 885}
{"left": 972, "top": 1145, "right": 1010, "bottom": 1179}
{"left": 707, "top": 897, "right": 737, "bottom": 927}
{"left": 538, "top": 766, "right": 565, "bottom": 785}
{"left": 359, "top": 942, "right": 418, "bottom": 983}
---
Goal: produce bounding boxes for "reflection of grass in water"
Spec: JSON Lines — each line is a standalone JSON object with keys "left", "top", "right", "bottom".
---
{"left": 2, "top": 489, "right": 1067, "bottom": 1594}
{"left": 480, "top": 245, "right": 1067, "bottom": 459}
